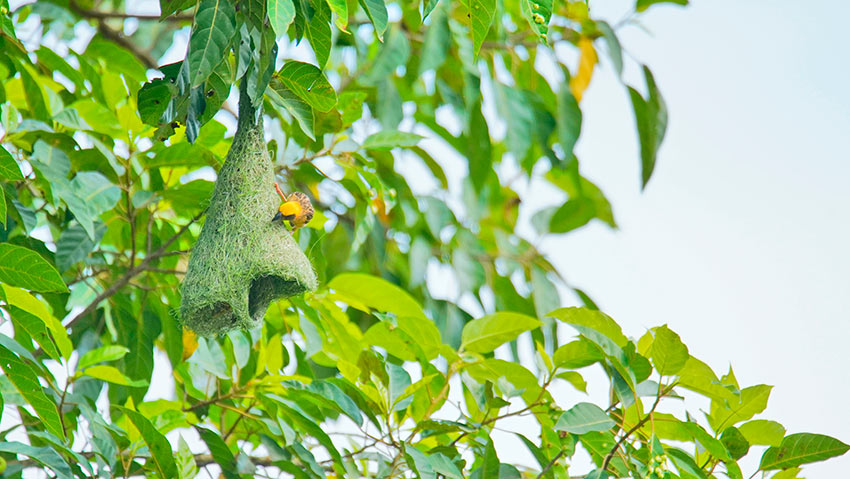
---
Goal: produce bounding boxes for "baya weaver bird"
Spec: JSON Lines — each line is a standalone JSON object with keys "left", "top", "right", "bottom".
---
{"left": 273, "top": 183, "right": 314, "bottom": 232}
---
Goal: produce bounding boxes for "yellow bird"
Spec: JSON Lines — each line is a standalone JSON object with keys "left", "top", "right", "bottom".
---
{"left": 273, "top": 183, "right": 314, "bottom": 232}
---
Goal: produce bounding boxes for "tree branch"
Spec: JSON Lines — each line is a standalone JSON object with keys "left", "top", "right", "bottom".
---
{"left": 69, "top": 2, "right": 194, "bottom": 22}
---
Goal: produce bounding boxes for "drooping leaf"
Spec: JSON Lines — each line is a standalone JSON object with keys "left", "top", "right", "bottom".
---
{"left": 78, "top": 345, "right": 131, "bottom": 370}
{"left": 629, "top": 65, "right": 668, "bottom": 189}
{"left": 84, "top": 365, "right": 149, "bottom": 387}
{"left": 187, "top": 0, "right": 236, "bottom": 87}
{"left": 358, "top": 0, "right": 388, "bottom": 40}
{"left": 0, "top": 442, "right": 72, "bottom": 479}
{"left": 0, "top": 145, "right": 24, "bottom": 180}
{"left": 557, "top": 86, "right": 582, "bottom": 155}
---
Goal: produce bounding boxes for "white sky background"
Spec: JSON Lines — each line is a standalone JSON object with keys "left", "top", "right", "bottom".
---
{"left": 534, "top": 0, "right": 850, "bottom": 476}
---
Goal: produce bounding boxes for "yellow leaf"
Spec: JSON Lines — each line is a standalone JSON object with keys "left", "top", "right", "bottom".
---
{"left": 570, "top": 37, "right": 597, "bottom": 102}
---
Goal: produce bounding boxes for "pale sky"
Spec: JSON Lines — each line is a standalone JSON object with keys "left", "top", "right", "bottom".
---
{"left": 534, "top": 0, "right": 850, "bottom": 476}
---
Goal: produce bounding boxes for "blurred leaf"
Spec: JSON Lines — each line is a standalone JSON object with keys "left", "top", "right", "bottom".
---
{"left": 0, "top": 442, "right": 72, "bottom": 479}
{"left": 117, "top": 407, "right": 179, "bottom": 478}
{"left": 78, "top": 345, "right": 130, "bottom": 370}
{"left": 330, "top": 273, "right": 427, "bottom": 320}
{"left": 596, "top": 21, "right": 623, "bottom": 76}
{"left": 0, "top": 243, "right": 67, "bottom": 292}
{"left": 359, "top": 0, "right": 388, "bottom": 40}
{"left": 298, "top": 0, "right": 332, "bottom": 67}
{"left": 548, "top": 307, "right": 627, "bottom": 346}
{"left": 629, "top": 66, "right": 668, "bottom": 189}
{"left": 557, "top": 86, "right": 582, "bottom": 155}
{"left": 362, "top": 130, "right": 423, "bottom": 151}
{"left": 520, "top": 0, "right": 552, "bottom": 38}
{"left": 636, "top": 0, "right": 689, "bottom": 12}
{"left": 570, "top": 37, "right": 596, "bottom": 102}
{"left": 84, "top": 365, "right": 149, "bottom": 387}
{"left": 197, "top": 426, "right": 239, "bottom": 479}
{"left": 55, "top": 222, "right": 106, "bottom": 272}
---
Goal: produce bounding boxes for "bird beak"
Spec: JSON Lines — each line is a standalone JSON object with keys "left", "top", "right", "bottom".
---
{"left": 272, "top": 211, "right": 283, "bottom": 222}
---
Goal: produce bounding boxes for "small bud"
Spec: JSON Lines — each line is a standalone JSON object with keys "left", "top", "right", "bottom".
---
{"left": 533, "top": 13, "right": 545, "bottom": 24}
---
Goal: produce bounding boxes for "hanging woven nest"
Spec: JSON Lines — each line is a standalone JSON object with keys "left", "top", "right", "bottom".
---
{"left": 180, "top": 83, "right": 317, "bottom": 337}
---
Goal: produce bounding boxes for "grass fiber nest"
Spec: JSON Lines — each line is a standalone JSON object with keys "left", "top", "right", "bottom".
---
{"left": 180, "top": 83, "right": 317, "bottom": 336}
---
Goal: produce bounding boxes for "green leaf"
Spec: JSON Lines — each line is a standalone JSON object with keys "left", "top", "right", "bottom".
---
{"left": 710, "top": 384, "right": 773, "bottom": 431}
{"left": 530, "top": 266, "right": 560, "bottom": 320}
{"left": 418, "top": 5, "right": 450, "bottom": 74}
{"left": 738, "top": 420, "right": 786, "bottom": 447}
{"left": 267, "top": 78, "right": 315, "bottom": 140}
{"left": 721, "top": 426, "right": 750, "bottom": 460}
{"left": 84, "top": 365, "right": 149, "bottom": 387}
{"left": 553, "top": 339, "right": 602, "bottom": 369}
{"left": 667, "top": 447, "right": 706, "bottom": 479}
{"left": 187, "top": 0, "right": 236, "bottom": 87}
{"left": 636, "top": 0, "right": 689, "bottom": 12}
{"left": 648, "top": 324, "right": 689, "bottom": 375}
{"left": 494, "top": 83, "right": 534, "bottom": 160}
{"left": 0, "top": 243, "right": 67, "bottom": 292}
{"left": 556, "top": 371, "right": 588, "bottom": 393}
{"left": 2, "top": 285, "right": 72, "bottom": 358}
{"left": 0, "top": 344, "right": 65, "bottom": 440}
{"left": 554, "top": 402, "right": 615, "bottom": 434}
{"left": 276, "top": 61, "right": 337, "bottom": 112}
{"left": 19, "top": 64, "right": 50, "bottom": 122}
{"left": 78, "top": 346, "right": 131, "bottom": 370}
{"left": 117, "top": 407, "right": 179, "bottom": 479}
{"left": 0, "top": 145, "right": 23, "bottom": 180}
{"left": 548, "top": 307, "right": 628, "bottom": 346}
{"left": 325, "top": 0, "right": 348, "bottom": 30}
{"left": 520, "top": 0, "right": 552, "bottom": 39}
{"left": 299, "top": 0, "right": 332, "bottom": 67}
{"left": 196, "top": 426, "right": 239, "bottom": 479}
{"left": 759, "top": 433, "right": 849, "bottom": 470}
{"left": 362, "top": 130, "right": 424, "bottom": 151}
{"left": 628, "top": 66, "right": 667, "bottom": 189}
{"left": 137, "top": 79, "right": 174, "bottom": 126}
{"left": 479, "top": 439, "right": 500, "bottom": 479}
{"left": 268, "top": 0, "right": 296, "bottom": 37}
{"left": 55, "top": 222, "right": 106, "bottom": 272}
{"left": 461, "top": 312, "right": 542, "bottom": 353}
{"left": 596, "top": 21, "right": 623, "bottom": 76}
{"left": 557, "top": 86, "right": 582, "bottom": 154}
{"left": 7, "top": 306, "right": 60, "bottom": 361}
{"left": 677, "top": 357, "right": 736, "bottom": 402}
{"left": 329, "top": 273, "right": 427, "bottom": 320}
{"left": 358, "top": 0, "right": 388, "bottom": 40}
{"left": 0, "top": 442, "right": 72, "bottom": 479}
{"left": 0, "top": 188, "right": 5, "bottom": 226}
{"left": 467, "top": 0, "right": 496, "bottom": 57}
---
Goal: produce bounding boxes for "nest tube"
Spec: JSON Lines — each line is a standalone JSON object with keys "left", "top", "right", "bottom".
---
{"left": 180, "top": 81, "right": 317, "bottom": 336}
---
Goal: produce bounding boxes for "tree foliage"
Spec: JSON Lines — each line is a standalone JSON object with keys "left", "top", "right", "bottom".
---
{"left": 0, "top": 0, "right": 846, "bottom": 478}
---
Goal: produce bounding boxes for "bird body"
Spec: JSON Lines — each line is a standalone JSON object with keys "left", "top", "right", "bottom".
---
{"left": 274, "top": 184, "right": 314, "bottom": 232}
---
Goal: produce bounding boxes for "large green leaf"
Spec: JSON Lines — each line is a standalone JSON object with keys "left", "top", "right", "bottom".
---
{"left": 710, "top": 384, "right": 772, "bottom": 431}
{"left": 759, "top": 433, "right": 849, "bottom": 470}
{"left": 554, "top": 402, "right": 615, "bottom": 434}
{"left": 197, "top": 426, "right": 239, "bottom": 479}
{"left": 7, "top": 306, "right": 61, "bottom": 361}
{"left": 467, "top": 0, "right": 496, "bottom": 57}
{"left": 267, "top": 78, "right": 316, "bottom": 140}
{"left": 329, "top": 273, "right": 427, "bottom": 320}
{"left": 117, "top": 407, "right": 179, "bottom": 478}
{"left": 0, "top": 243, "right": 67, "bottom": 292}
{"left": 299, "top": 0, "right": 332, "bottom": 67}
{"left": 268, "top": 0, "right": 296, "bottom": 37}
{"left": 84, "top": 365, "right": 149, "bottom": 387}
{"left": 2, "top": 285, "right": 72, "bottom": 358}
{"left": 276, "top": 61, "right": 337, "bottom": 112}
{"left": 460, "top": 313, "right": 542, "bottom": 353}
{"left": 187, "top": 0, "right": 236, "bottom": 87}
{"left": 0, "top": 344, "right": 65, "bottom": 440}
